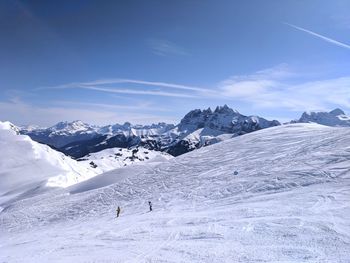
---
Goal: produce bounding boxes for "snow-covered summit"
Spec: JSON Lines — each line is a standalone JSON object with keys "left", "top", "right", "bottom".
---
{"left": 0, "top": 121, "right": 20, "bottom": 135}
{"left": 20, "top": 120, "right": 101, "bottom": 148}
{"left": 298, "top": 108, "right": 350, "bottom": 127}
{"left": 164, "top": 105, "right": 280, "bottom": 155}
{"left": 98, "top": 122, "right": 175, "bottom": 136}
{"left": 48, "top": 120, "right": 98, "bottom": 135}
{"left": 21, "top": 120, "right": 175, "bottom": 149}
{"left": 178, "top": 104, "right": 280, "bottom": 133}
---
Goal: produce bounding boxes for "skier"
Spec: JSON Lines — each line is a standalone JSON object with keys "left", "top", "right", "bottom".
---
{"left": 148, "top": 201, "right": 152, "bottom": 212}
{"left": 116, "top": 206, "right": 121, "bottom": 217}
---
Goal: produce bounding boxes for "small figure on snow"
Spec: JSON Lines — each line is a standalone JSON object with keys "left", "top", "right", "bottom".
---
{"left": 148, "top": 201, "right": 152, "bottom": 212}
{"left": 116, "top": 206, "right": 121, "bottom": 217}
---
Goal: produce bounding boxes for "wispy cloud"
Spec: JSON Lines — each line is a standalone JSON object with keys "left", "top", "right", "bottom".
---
{"left": 81, "top": 78, "right": 209, "bottom": 92}
{"left": 218, "top": 65, "right": 350, "bottom": 111}
{"left": 147, "top": 39, "right": 189, "bottom": 56}
{"left": 50, "top": 78, "right": 209, "bottom": 93}
{"left": 31, "top": 64, "right": 350, "bottom": 121}
{"left": 285, "top": 22, "right": 350, "bottom": 50}
{"left": 37, "top": 78, "right": 213, "bottom": 99}
{"left": 65, "top": 85, "right": 199, "bottom": 98}
{"left": 218, "top": 64, "right": 290, "bottom": 99}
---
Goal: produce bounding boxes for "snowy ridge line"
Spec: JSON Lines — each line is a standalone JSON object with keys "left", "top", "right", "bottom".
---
{"left": 20, "top": 105, "right": 281, "bottom": 158}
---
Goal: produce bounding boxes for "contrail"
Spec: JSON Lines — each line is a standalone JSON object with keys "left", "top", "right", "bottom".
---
{"left": 285, "top": 22, "right": 350, "bottom": 50}
{"left": 75, "top": 85, "right": 199, "bottom": 98}
{"left": 81, "top": 78, "right": 210, "bottom": 92}
{"left": 37, "top": 78, "right": 213, "bottom": 94}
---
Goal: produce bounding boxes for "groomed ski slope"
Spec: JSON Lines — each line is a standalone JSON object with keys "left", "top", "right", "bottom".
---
{"left": 1, "top": 123, "right": 350, "bottom": 262}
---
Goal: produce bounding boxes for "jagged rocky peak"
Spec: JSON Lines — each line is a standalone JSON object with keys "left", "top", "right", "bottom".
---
{"left": 203, "top": 107, "right": 213, "bottom": 114}
{"left": 329, "top": 108, "right": 345, "bottom": 116}
{"left": 183, "top": 108, "right": 202, "bottom": 118}
{"left": 182, "top": 105, "right": 237, "bottom": 122}
{"left": 123, "top": 122, "right": 132, "bottom": 128}
{"left": 214, "top": 104, "right": 237, "bottom": 114}
{"left": 179, "top": 105, "right": 280, "bottom": 133}
{"left": 298, "top": 108, "right": 350, "bottom": 127}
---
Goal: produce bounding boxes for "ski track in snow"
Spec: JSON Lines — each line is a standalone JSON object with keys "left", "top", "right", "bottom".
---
{"left": 1, "top": 124, "right": 350, "bottom": 262}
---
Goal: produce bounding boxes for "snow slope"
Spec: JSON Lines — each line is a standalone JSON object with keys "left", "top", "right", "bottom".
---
{"left": 78, "top": 146, "right": 173, "bottom": 174}
{"left": 0, "top": 121, "right": 97, "bottom": 204}
{"left": 1, "top": 123, "right": 350, "bottom": 262}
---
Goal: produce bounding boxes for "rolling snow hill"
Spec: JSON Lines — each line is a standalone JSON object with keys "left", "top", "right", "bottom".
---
{"left": 0, "top": 121, "right": 171, "bottom": 205}
{"left": 0, "top": 121, "right": 98, "bottom": 205}
{"left": 1, "top": 123, "right": 350, "bottom": 262}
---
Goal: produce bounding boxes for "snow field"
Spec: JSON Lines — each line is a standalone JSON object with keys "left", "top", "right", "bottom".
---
{"left": 1, "top": 123, "right": 350, "bottom": 262}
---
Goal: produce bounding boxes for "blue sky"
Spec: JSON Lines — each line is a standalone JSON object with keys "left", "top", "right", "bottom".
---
{"left": 1, "top": 0, "right": 350, "bottom": 126}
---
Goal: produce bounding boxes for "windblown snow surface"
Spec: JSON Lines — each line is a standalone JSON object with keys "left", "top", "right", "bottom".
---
{"left": 1, "top": 123, "right": 350, "bottom": 262}
{"left": 0, "top": 121, "right": 97, "bottom": 205}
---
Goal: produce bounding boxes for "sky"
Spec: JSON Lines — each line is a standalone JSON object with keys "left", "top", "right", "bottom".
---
{"left": 1, "top": 0, "right": 350, "bottom": 126}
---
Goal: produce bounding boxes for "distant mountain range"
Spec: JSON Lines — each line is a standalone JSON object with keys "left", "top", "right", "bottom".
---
{"left": 295, "top": 108, "right": 350, "bottom": 127}
{"left": 20, "top": 105, "right": 350, "bottom": 159}
{"left": 20, "top": 105, "right": 280, "bottom": 158}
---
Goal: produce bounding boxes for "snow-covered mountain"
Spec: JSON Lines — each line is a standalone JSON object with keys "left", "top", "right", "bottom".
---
{"left": 163, "top": 105, "right": 281, "bottom": 156}
{"left": 296, "top": 108, "right": 350, "bottom": 127}
{"left": 21, "top": 120, "right": 100, "bottom": 148}
{"left": 0, "top": 121, "right": 98, "bottom": 204}
{"left": 1, "top": 123, "right": 350, "bottom": 262}
{"left": 21, "top": 121, "right": 175, "bottom": 157}
{"left": 21, "top": 105, "right": 280, "bottom": 158}
{"left": 98, "top": 122, "right": 175, "bottom": 137}
{"left": 77, "top": 147, "right": 173, "bottom": 174}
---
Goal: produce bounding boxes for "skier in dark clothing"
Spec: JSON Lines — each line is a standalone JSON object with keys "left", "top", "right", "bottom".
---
{"left": 116, "top": 206, "right": 121, "bottom": 217}
{"left": 148, "top": 201, "right": 152, "bottom": 212}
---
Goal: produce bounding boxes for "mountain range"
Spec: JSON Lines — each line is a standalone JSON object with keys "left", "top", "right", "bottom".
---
{"left": 20, "top": 105, "right": 280, "bottom": 158}
{"left": 20, "top": 105, "right": 350, "bottom": 159}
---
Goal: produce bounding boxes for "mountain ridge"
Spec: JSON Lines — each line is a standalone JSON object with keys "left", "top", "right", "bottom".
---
{"left": 19, "top": 106, "right": 350, "bottom": 159}
{"left": 21, "top": 105, "right": 280, "bottom": 158}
